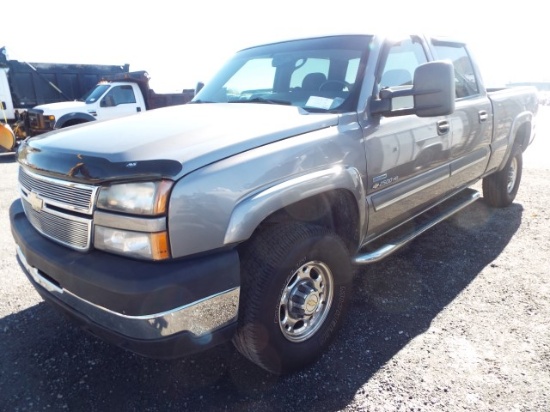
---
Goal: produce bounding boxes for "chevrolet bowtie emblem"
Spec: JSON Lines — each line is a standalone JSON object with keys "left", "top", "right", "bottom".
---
{"left": 28, "top": 191, "right": 44, "bottom": 212}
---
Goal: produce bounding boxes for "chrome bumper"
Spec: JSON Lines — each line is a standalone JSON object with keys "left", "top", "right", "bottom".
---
{"left": 17, "top": 246, "right": 240, "bottom": 340}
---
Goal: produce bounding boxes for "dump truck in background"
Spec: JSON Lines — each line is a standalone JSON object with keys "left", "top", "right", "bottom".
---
{"left": 0, "top": 46, "right": 129, "bottom": 151}
{"left": 26, "top": 71, "right": 195, "bottom": 136}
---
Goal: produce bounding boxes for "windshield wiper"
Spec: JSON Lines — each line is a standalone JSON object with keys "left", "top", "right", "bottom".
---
{"left": 228, "top": 97, "right": 291, "bottom": 106}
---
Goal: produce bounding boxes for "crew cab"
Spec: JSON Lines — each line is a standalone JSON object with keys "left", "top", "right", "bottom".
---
{"left": 26, "top": 71, "right": 194, "bottom": 135}
{"left": 10, "top": 34, "right": 537, "bottom": 375}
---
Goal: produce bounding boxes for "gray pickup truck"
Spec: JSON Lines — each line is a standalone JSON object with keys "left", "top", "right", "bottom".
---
{"left": 10, "top": 34, "right": 538, "bottom": 374}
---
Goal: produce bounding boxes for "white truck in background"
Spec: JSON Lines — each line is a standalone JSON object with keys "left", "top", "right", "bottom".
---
{"left": 0, "top": 46, "right": 129, "bottom": 152}
{"left": 26, "top": 71, "right": 195, "bottom": 136}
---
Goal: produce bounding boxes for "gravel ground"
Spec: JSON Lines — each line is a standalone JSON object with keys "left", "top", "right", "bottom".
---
{"left": 0, "top": 108, "right": 548, "bottom": 411}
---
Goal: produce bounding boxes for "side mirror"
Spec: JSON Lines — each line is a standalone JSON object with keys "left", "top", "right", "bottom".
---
{"left": 371, "top": 61, "right": 455, "bottom": 118}
{"left": 413, "top": 61, "right": 455, "bottom": 117}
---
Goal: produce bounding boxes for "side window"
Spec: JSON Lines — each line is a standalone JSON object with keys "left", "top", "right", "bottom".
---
{"left": 115, "top": 85, "right": 137, "bottom": 104}
{"left": 432, "top": 43, "right": 479, "bottom": 99}
{"left": 102, "top": 85, "right": 136, "bottom": 106}
{"left": 377, "top": 38, "right": 429, "bottom": 109}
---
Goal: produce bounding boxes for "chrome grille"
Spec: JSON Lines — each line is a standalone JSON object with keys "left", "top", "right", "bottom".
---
{"left": 19, "top": 167, "right": 96, "bottom": 214}
{"left": 18, "top": 166, "right": 97, "bottom": 251}
{"left": 22, "top": 198, "right": 91, "bottom": 250}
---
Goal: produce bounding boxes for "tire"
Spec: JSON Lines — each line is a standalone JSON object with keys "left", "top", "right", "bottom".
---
{"left": 233, "top": 223, "right": 353, "bottom": 374}
{"left": 482, "top": 144, "right": 523, "bottom": 207}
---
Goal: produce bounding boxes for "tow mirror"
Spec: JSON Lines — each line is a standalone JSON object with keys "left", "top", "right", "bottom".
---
{"left": 413, "top": 61, "right": 455, "bottom": 117}
{"left": 371, "top": 61, "right": 455, "bottom": 118}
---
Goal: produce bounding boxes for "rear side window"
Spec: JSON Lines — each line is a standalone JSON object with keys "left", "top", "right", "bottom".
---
{"left": 432, "top": 42, "right": 479, "bottom": 99}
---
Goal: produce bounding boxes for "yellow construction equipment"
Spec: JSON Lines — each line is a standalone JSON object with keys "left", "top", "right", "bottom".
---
{"left": 0, "top": 121, "right": 15, "bottom": 152}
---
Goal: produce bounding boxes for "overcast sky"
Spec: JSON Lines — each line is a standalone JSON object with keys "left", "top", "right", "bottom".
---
{"left": 2, "top": 0, "right": 548, "bottom": 92}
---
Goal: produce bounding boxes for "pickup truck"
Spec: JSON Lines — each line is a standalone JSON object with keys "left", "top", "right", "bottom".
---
{"left": 10, "top": 34, "right": 538, "bottom": 375}
{"left": 25, "top": 70, "right": 194, "bottom": 136}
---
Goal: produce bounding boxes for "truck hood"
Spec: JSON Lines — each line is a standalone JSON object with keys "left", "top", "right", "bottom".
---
{"left": 18, "top": 103, "right": 339, "bottom": 182}
{"left": 32, "top": 101, "right": 88, "bottom": 114}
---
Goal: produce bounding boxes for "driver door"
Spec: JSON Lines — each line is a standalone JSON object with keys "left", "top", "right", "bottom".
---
{"left": 364, "top": 37, "right": 453, "bottom": 237}
{"left": 97, "top": 85, "right": 142, "bottom": 121}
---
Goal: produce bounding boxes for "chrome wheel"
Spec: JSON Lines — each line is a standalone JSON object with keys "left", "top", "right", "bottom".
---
{"left": 279, "top": 260, "right": 334, "bottom": 342}
{"left": 507, "top": 156, "right": 518, "bottom": 194}
{"left": 233, "top": 223, "right": 352, "bottom": 374}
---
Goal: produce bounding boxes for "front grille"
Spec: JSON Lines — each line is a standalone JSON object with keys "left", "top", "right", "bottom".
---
{"left": 22, "top": 198, "right": 91, "bottom": 250}
{"left": 18, "top": 167, "right": 98, "bottom": 251}
{"left": 19, "top": 167, "right": 96, "bottom": 214}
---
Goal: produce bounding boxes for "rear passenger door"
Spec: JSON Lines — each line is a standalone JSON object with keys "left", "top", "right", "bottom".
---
{"left": 431, "top": 40, "right": 493, "bottom": 189}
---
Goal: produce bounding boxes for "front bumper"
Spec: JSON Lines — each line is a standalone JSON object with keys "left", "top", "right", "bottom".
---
{"left": 27, "top": 109, "right": 54, "bottom": 136}
{"left": 10, "top": 199, "right": 240, "bottom": 358}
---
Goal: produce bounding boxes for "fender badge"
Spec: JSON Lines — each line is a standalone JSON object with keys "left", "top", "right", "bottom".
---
{"left": 373, "top": 173, "right": 388, "bottom": 183}
{"left": 28, "top": 191, "right": 44, "bottom": 212}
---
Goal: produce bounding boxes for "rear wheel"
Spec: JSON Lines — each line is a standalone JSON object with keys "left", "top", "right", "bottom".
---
{"left": 482, "top": 144, "right": 523, "bottom": 207}
{"left": 233, "top": 223, "right": 352, "bottom": 374}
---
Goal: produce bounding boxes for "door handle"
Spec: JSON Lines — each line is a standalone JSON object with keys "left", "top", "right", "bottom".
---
{"left": 479, "top": 110, "right": 488, "bottom": 122}
{"left": 437, "top": 120, "right": 450, "bottom": 135}
{"left": 136, "top": 107, "right": 142, "bottom": 112}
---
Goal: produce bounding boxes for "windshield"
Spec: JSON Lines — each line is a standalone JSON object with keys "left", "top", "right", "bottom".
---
{"left": 82, "top": 84, "right": 110, "bottom": 104}
{"left": 193, "top": 35, "right": 372, "bottom": 113}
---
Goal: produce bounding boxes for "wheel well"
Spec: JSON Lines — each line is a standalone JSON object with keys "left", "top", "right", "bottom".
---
{"left": 254, "top": 189, "right": 360, "bottom": 252}
{"left": 514, "top": 122, "right": 531, "bottom": 152}
{"left": 62, "top": 119, "right": 88, "bottom": 128}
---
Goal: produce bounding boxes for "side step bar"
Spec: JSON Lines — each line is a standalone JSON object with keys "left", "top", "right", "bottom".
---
{"left": 353, "top": 188, "right": 480, "bottom": 265}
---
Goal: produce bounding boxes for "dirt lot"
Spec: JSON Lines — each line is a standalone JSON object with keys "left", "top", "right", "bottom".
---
{"left": 0, "top": 108, "right": 548, "bottom": 411}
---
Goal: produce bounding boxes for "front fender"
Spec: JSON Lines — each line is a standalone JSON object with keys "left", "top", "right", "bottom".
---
{"left": 55, "top": 112, "right": 96, "bottom": 129}
{"left": 168, "top": 122, "right": 366, "bottom": 258}
{"left": 224, "top": 166, "right": 365, "bottom": 245}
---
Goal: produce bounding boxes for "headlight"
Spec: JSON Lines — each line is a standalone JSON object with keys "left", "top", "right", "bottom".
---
{"left": 94, "top": 226, "right": 170, "bottom": 260}
{"left": 94, "top": 180, "right": 173, "bottom": 260}
{"left": 45, "top": 115, "right": 56, "bottom": 129}
{"left": 97, "top": 180, "right": 172, "bottom": 215}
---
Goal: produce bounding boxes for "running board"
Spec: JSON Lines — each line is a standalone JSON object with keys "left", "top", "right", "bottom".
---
{"left": 352, "top": 189, "right": 480, "bottom": 265}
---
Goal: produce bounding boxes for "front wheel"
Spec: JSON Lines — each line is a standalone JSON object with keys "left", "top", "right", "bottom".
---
{"left": 233, "top": 223, "right": 352, "bottom": 374}
{"left": 482, "top": 144, "right": 523, "bottom": 207}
